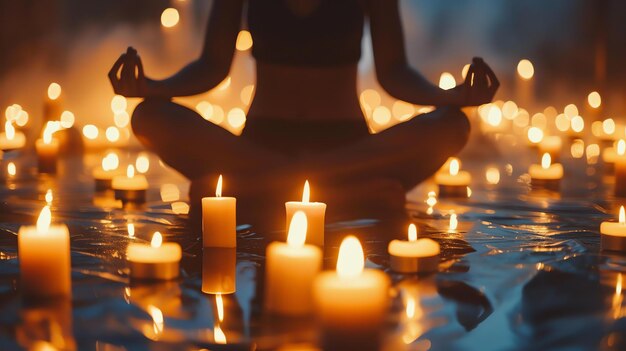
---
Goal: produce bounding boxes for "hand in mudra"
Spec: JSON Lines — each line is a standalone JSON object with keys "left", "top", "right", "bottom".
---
{"left": 108, "top": 47, "right": 148, "bottom": 97}
{"left": 454, "top": 57, "right": 500, "bottom": 106}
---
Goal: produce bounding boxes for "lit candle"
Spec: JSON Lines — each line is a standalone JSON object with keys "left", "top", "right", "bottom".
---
{"left": 18, "top": 206, "right": 71, "bottom": 297}
{"left": 44, "top": 83, "right": 63, "bottom": 122}
{"left": 285, "top": 180, "right": 327, "bottom": 247}
{"left": 35, "top": 124, "right": 60, "bottom": 174}
{"left": 434, "top": 158, "right": 471, "bottom": 197}
{"left": 112, "top": 165, "right": 148, "bottom": 203}
{"left": 126, "top": 231, "right": 182, "bottom": 280}
{"left": 529, "top": 153, "right": 563, "bottom": 188}
{"left": 202, "top": 247, "right": 236, "bottom": 294}
{"left": 265, "top": 211, "right": 322, "bottom": 315}
{"left": 92, "top": 153, "right": 122, "bottom": 190}
{"left": 202, "top": 175, "right": 237, "bottom": 248}
{"left": 600, "top": 206, "right": 626, "bottom": 252}
{"left": 538, "top": 135, "right": 562, "bottom": 163}
{"left": 516, "top": 59, "right": 535, "bottom": 108}
{"left": 0, "top": 121, "right": 26, "bottom": 151}
{"left": 388, "top": 224, "right": 440, "bottom": 273}
{"left": 616, "top": 140, "right": 626, "bottom": 197}
{"left": 313, "top": 236, "right": 389, "bottom": 332}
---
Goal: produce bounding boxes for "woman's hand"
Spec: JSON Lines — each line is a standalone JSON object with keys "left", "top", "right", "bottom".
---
{"left": 108, "top": 47, "right": 150, "bottom": 97}
{"left": 452, "top": 58, "right": 500, "bottom": 106}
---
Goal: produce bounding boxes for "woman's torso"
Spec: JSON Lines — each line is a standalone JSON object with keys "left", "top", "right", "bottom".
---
{"left": 246, "top": 0, "right": 366, "bottom": 122}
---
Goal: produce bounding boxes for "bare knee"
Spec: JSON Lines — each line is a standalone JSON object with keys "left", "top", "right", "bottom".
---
{"left": 439, "top": 107, "right": 470, "bottom": 154}
{"left": 131, "top": 98, "right": 172, "bottom": 143}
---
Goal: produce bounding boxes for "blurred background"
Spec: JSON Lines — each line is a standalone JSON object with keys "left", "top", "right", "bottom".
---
{"left": 0, "top": 0, "right": 624, "bottom": 140}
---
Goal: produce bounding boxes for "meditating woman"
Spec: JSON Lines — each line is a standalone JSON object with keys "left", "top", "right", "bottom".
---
{"left": 108, "top": 0, "right": 498, "bottom": 224}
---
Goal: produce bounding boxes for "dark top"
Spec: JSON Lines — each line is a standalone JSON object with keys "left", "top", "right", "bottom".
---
{"left": 247, "top": 0, "right": 364, "bottom": 66}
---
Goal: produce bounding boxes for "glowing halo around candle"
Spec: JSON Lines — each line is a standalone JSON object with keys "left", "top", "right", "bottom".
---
{"left": 336, "top": 235, "right": 365, "bottom": 278}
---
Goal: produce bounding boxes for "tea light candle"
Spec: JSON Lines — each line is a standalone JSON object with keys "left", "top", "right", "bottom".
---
{"left": 538, "top": 135, "right": 562, "bottom": 163}
{"left": 313, "top": 236, "right": 389, "bottom": 332}
{"left": 127, "top": 232, "right": 182, "bottom": 280}
{"left": 0, "top": 121, "right": 26, "bottom": 151}
{"left": 434, "top": 158, "right": 471, "bottom": 197}
{"left": 202, "top": 175, "right": 236, "bottom": 248}
{"left": 615, "top": 140, "right": 626, "bottom": 197}
{"left": 18, "top": 206, "right": 71, "bottom": 297}
{"left": 600, "top": 206, "right": 626, "bottom": 252}
{"left": 93, "top": 154, "right": 122, "bottom": 190}
{"left": 529, "top": 153, "right": 563, "bottom": 188}
{"left": 285, "top": 180, "right": 326, "bottom": 247}
{"left": 388, "top": 224, "right": 440, "bottom": 273}
{"left": 112, "top": 165, "right": 148, "bottom": 203}
{"left": 265, "top": 211, "right": 322, "bottom": 315}
{"left": 35, "top": 129, "right": 59, "bottom": 174}
{"left": 44, "top": 83, "right": 63, "bottom": 122}
{"left": 202, "top": 247, "right": 236, "bottom": 294}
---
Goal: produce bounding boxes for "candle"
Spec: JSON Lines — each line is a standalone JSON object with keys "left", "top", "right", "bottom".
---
{"left": 44, "top": 83, "right": 63, "bottom": 122}
{"left": 529, "top": 153, "right": 563, "bottom": 188}
{"left": 112, "top": 165, "right": 148, "bottom": 203}
{"left": 126, "top": 232, "right": 182, "bottom": 280}
{"left": 516, "top": 59, "right": 534, "bottom": 108}
{"left": 388, "top": 224, "right": 440, "bottom": 273}
{"left": 600, "top": 206, "right": 626, "bottom": 252}
{"left": 285, "top": 180, "right": 326, "bottom": 247}
{"left": 202, "top": 175, "right": 237, "bottom": 248}
{"left": 35, "top": 125, "right": 60, "bottom": 174}
{"left": 615, "top": 140, "right": 626, "bottom": 197}
{"left": 202, "top": 247, "right": 236, "bottom": 294}
{"left": 538, "top": 135, "right": 562, "bottom": 163}
{"left": 18, "top": 206, "right": 71, "bottom": 298}
{"left": 434, "top": 158, "right": 471, "bottom": 197}
{"left": 265, "top": 211, "right": 322, "bottom": 315}
{"left": 93, "top": 153, "right": 122, "bottom": 190}
{"left": 0, "top": 121, "right": 26, "bottom": 151}
{"left": 313, "top": 236, "right": 389, "bottom": 332}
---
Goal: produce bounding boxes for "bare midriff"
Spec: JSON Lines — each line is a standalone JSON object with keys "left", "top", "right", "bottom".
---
{"left": 247, "top": 62, "right": 364, "bottom": 122}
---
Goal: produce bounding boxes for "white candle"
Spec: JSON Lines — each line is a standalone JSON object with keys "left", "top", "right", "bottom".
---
{"left": 127, "top": 232, "right": 182, "bottom": 280}
{"left": 285, "top": 180, "right": 326, "bottom": 247}
{"left": 388, "top": 224, "right": 440, "bottom": 273}
{"left": 435, "top": 158, "right": 471, "bottom": 197}
{"left": 538, "top": 135, "right": 562, "bottom": 162}
{"left": 18, "top": 206, "right": 71, "bottom": 297}
{"left": 35, "top": 126, "right": 60, "bottom": 174}
{"left": 0, "top": 121, "right": 26, "bottom": 151}
{"left": 529, "top": 153, "right": 563, "bottom": 183}
{"left": 600, "top": 206, "right": 626, "bottom": 252}
{"left": 615, "top": 140, "right": 626, "bottom": 197}
{"left": 112, "top": 165, "right": 148, "bottom": 202}
{"left": 516, "top": 59, "right": 534, "bottom": 108}
{"left": 265, "top": 211, "right": 322, "bottom": 315}
{"left": 313, "top": 236, "right": 389, "bottom": 332}
{"left": 202, "top": 175, "right": 237, "bottom": 248}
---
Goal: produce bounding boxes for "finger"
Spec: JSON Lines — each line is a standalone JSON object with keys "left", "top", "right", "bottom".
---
{"left": 484, "top": 63, "right": 500, "bottom": 91}
{"left": 108, "top": 54, "right": 126, "bottom": 80}
{"left": 136, "top": 55, "right": 145, "bottom": 80}
{"left": 465, "top": 65, "right": 476, "bottom": 86}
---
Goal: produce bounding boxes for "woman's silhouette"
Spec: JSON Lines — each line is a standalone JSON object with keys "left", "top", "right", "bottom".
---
{"left": 108, "top": 0, "right": 498, "bottom": 222}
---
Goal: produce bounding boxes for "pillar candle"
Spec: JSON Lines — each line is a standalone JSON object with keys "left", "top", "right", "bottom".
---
{"left": 538, "top": 136, "right": 562, "bottom": 163}
{"left": 126, "top": 232, "right": 181, "bottom": 280}
{"left": 313, "top": 235, "right": 389, "bottom": 332}
{"left": 388, "top": 224, "right": 440, "bottom": 273}
{"left": 112, "top": 165, "right": 148, "bottom": 203}
{"left": 202, "top": 247, "right": 236, "bottom": 294}
{"left": 515, "top": 59, "right": 535, "bottom": 109}
{"left": 18, "top": 206, "right": 71, "bottom": 297}
{"left": 35, "top": 129, "right": 59, "bottom": 174}
{"left": 202, "top": 175, "right": 237, "bottom": 248}
{"left": 615, "top": 140, "right": 626, "bottom": 197}
{"left": 285, "top": 180, "right": 326, "bottom": 247}
{"left": 0, "top": 121, "right": 26, "bottom": 151}
{"left": 601, "top": 206, "right": 626, "bottom": 252}
{"left": 265, "top": 211, "right": 322, "bottom": 315}
{"left": 44, "top": 83, "right": 63, "bottom": 123}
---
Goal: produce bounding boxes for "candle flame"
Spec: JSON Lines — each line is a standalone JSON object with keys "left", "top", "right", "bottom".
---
{"left": 336, "top": 235, "right": 364, "bottom": 278}
{"left": 449, "top": 158, "right": 460, "bottom": 176}
{"left": 151, "top": 232, "right": 162, "bottom": 248}
{"left": 127, "top": 165, "right": 135, "bottom": 178}
{"left": 37, "top": 206, "right": 52, "bottom": 234}
{"left": 5, "top": 121, "right": 15, "bottom": 140}
{"left": 216, "top": 293, "right": 224, "bottom": 322}
{"left": 618, "top": 140, "right": 626, "bottom": 156}
{"left": 406, "top": 296, "right": 416, "bottom": 319}
{"left": 216, "top": 174, "right": 223, "bottom": 197}
{"left": 214, "top": 325, "right": 227, "bottom": 344}
{"left": 620, "top": 206, "right": 625, "bottom": 225}
{"left": 7, "top": 162, "right": 16, "bottom": 176}
{"left": 302, "top": 180, "right": 310, "bottom": 203}
{"left": 449, "top": 213, "right": 458, "bottom": 231}
{"left": 408, "top": 223, "right": 417, "bottom": 242}
{"left": 43, "top": 128, "right": 53, "bottom": 144}
{"left": 617, "top": 273, "right": 623, "bottom": 296}
{"left": 541, "top": 153, "right": 551, "bottom": 169}
{"left": 47, "top": 83, "right": 61, "bottom": 100}
{"left": 287, "top": 211, "right": 308, "bottom": 248}
{"left": 147, "top": 305, "right": 164, "bottom": 335}
{"left": 128, "top": 223, "right": 135, "bottom": 238}
{"left": 45, "top": 189, "right": 52, "bottom": 204}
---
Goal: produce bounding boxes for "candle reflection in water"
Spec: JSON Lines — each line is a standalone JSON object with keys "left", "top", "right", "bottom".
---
{"left": 16, "top": 299, "right": 75, "bottom": 350}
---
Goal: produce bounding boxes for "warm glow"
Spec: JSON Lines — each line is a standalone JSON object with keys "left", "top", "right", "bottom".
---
{"left": 151, "top": 232, "right": 163, "bottom": 248}
{"left": 236, "top": 30, "right": 253, "bottom": 51}
{"left": 531, "top": 113, "right": 547, "bottom": 129}
{"left": 287, "top": 211, "right": 308, "bottom": 248}
{"left": 15, "top": 109, "right": 29, "bottom": 127}
{"left": 114, "top": 111, "right": 130, "bottom": 128}
{"left": 588, "top": 91, "right": 601, "bottom": 109}
{"left": 438, "top": 72, "right": 456, "bottom": 90}
{"left": 7, "top": 162, "right": 16, "bottom": 176}
{"left": 359, "top": 89, "right": 381, "bottom": 109}
{"left": 541, "top": 153, "right": 552, "bottom": 169}
{"left": 127, "top": 165, "right": 135, "bottom": 178}
{"left": 240, "top": 85, "right": 255, "bottom": 106}
{"left": 564, "top": 104, "right": 579, "bottom": 119}
{"left": 449, "top": 214, "right": 458, "bottom": 231}
{"left": 408, "top": 223, "right": 417, "bottom": 242}
{"left": 105, "top": 126, "right": 120, "bottom": 142}
{"left": 83, "top": 124, "right": 99, "bottom": 139}
{"left": 161, "top": 8, "right": 180, "bottom": 28}
{"left": 45, "top": 189, "right": 53, "bottom": 204}
{"left": 60, "top": 111, "right": 75, "bottom": 128}
{"left": 217, "top": 77, "right": 231, "bottom": 91}
{"left": 102, "top": 153, "right": 119, "bottom": 171}
{"left": 603, "top": 118, "right": 616, "bottom": 135}
{"left": 216, "top": 293, "right": 224, "bottom": 322}
{"left": 37, "top": 206, "right": 52, "bottom": 234}
{"left": 128, "top": 223, "right": 135, "bottom": 238}
{"left": 486, "top": 106, "right": 502, "bottom": 126}
{"left": 571, "top": 139, "right": 585, "bottom": 158}
{"left": 449, "top": 158, "right": 460, "bottom": 176}
{"left": 406, "top": 296, "right": 417, "bottom": 319}
{"left": 214, "top": 325, "right": 227, "bottom": 344}
{"left": 620, "top": 206, "right": 625, "bottom": 225}
{"left": 517, "top": 59, "right": 534, "bottom": 80}
{"left": 392, "top": 100, "right": 415, "bottom": 121}
{"left": 160, "top": 183, "right": 180, "bottom": 202}
{"left": 47, "top": 83, "right": 62, "bottom": 100}
{"left": 618, "top": 140, "right": 626, "bottom": 156}
{"left": 216, "top": 174, "right": 223, "bottom": 197}
{"left": 147, "top": 305, "right": 164, "bottom": 335}
{"left": 136, "top": 154, "right": 150, "bottom": 173}
{"left": 336, "top": 235, "right": 364, "bottom": 278}
{"left": 227, "top": 108, "right": 246, "bottom": 129}
{"left": 555, "top": 114, "right": 570, "bottom": 132}
{"left": 302, "top": 180, "right": 310, "bottom": 203}
{"left": 527, "top": 127, "right": 544, "bottom": 144}
{"left": 502, "top": 101, "right": 518, "bottom": 120}
{"left": 111, "top": 95, "right": 127, "bottom": 114}
{"left": 426, "top": 191, "right": 437, "bottom": 207}
{"left": 486, "top": 167, "right": 500, "bottom": 185}
{"left": 171, "top": 201, "right": 190, "bottom": 215}
{"left": 570, "top": 116, "right": 584, "bottom": 133}
{"left": 467, "top": 186, "right": 472, "bottom": 197}
{"left": 5, "top": 121, "right": 15, "bottom": 140}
